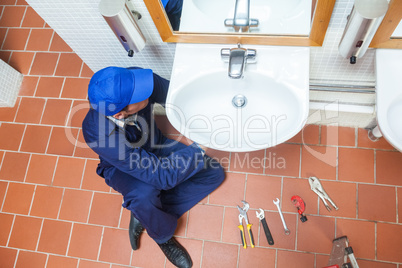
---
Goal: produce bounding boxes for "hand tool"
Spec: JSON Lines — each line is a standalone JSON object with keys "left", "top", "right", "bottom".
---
{"left": 291, "top": 195, "right": 308, "bottom": 222}
{"left": 237, "top": 200, "right": 255, "bottom": 248}
{"left": 325, "top": 236, "right": 359, "bottom": 268}
{"left": 308, "top": 176, "right": 338, "bottom": 212}
{"left": 256, "top": 208, "right": 274, "bottom": 245}
{"left": 273, "top": 198, "right": 290, "bottom": 235}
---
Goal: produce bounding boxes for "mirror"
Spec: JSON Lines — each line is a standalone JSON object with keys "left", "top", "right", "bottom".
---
{"left": 370, "top": 0, "right": 402, "bottom": 48}
{"left": 143, "top": 0, "right": 335, "bottom": 46}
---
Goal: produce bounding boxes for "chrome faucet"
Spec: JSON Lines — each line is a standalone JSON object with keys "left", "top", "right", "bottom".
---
{"left": 221, "top": 44, "right": 256, "bottom": 79}
{"left": 224, "top": 0, "right": 259, "bottom": 32}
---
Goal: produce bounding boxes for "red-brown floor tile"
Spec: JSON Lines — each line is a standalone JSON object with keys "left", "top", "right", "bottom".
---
{"left": 79, "top": 260, "right": 110, "bottom": 268}
{"left": 68, "top": 223, "right": 102, "bottom": 260}
{"left": 166, "top": 238, "right": 203, "bottom": 268}
{"left": 2, "top": 28, "right": 30, "bottom": 51}
{"left": 376, "top": 150, "right": 402, "bottom": 186}
{"left": 67, "top": 100, "right": 89, "bottom": 128}
{"left": 0, "top": 27, "right": 6, "bottom": 47}
{"left": 209, "top": 172, "right": 246, "bottom": 206}
{"left": 0, "top": 123, "right": 25, "bottom": 150}
{"left": 46, "top": 127, "right": 79, "bottom": 156}
{"left": 377, "top": 223, "right": 402, "bottom": 263}
{"left": 19, "top": 76, "right": 38, "bottom": 96}
{"left": 297, "top": 215, "right": 335, "bottom": 254}
{"left": 357, "top": 128, "right": 395, "bottom": 150}
{"left": 318, "top": 181, "right": 356, "bottom": 218}
{"left": 41, "top": 99, "right": 72, "bottom": 126}
{"left": 55, "top": 53, "right": 82, "bottom": 77}
{"left": 8, "top": 51, "right": 35, "bottom": 74}
{"left": 119, "top": 208, "right": 131, "bottom": 230}
{"left": 0, "top": 180, "right": 7, "bottom": 208}
{"left": 29, "top": 52, "right": 59, "bottom": 75}
{"left": 99, "top": 227, "right": 132, "bottom": 265}
{"left": 35, "top": 76, "right": 64, "bottom": 98}
{"left": 277, "top": 250, "right": 315, "bottom": 268}
{"left": 358, "top": 184, "right": 396, "bottom": 222}
{"left": 88, "top": 192, "right": 122, "bottom": 227}
{"left": 25, "top": 28, "right": 53, "bottom": 51}
{"left": 30, "top": 185, "right": 63, "bottom": 218}
{"left": 398, "top": 188, "right": 402, "bottom": 224}
{"left": 73, "top": 130, "right": 99, "bottom": 159}
{"left": 202, "top": 241, "right": 239, "bottom": 268}
{"left": 187, "top": 204, "right": 224, "bottom": 241}
{"left": 8, "top": 215, "right": 42, "bottom": 250}
{"left": 0, "top": 50, "right": 11, "bottom": 64}
{"left": 37, "top": 219, "right": 72, "bottom": 255}
{"left": 0, "top": 247, "right": 18, "bottom": 268}
{"left": 20, "top": 124, "right": 51, "bottom": 153}
{"left": 336, "top": 218, "right": 375, "bottom": 259}
{"left": 238, "top": 246, "right": 275, "bottom": 268}
{"left": 245, "top": 174, "right": 281, "bottom": 211}
{"left": 15, "top": 250, "right": 47, "bottom": 268}
{"left": 81, "top": 159, "right": 110, "bottom": 192}
{"left": 205, "top": 148, "right": 231, "bottom": 170}
{"left": 230, "top": 150, "right": 265, "bottom": 174}
{"left": 0, "top": 152, "right": 30, "bottom": 181}
{"left": 259, "top": 211, "right": 297, "bottom": 250}
{"left": 52, "top": 156, "right": 85, "bottom": 188}
{"left": 47, "top": 255, "right": 78, "bottom": 268}
{"left": 265, "top": 144, "right": 301, "bottom": 177}
{"left": 338, "top": 148, "right": 374, "bottom": 183}
{"left": 301, "top": 145, "right": 337, "bottom": 180}
{"left": 59, "top": 188, "right": 92, "bottom": 222}
{"left": 321, "top": 125, "right": 356, "bottom": 147}
{"left": 131, "top": 233, "right": 166, "bottom": 267}
{"left": 287, "top": 124, "right": 320, "bottom": 144}
{"left": 80, "top": 63, "right": 94, "bottom": 78}
{"left": 21, "top": 7, "right": 45, "bottom": 27}
{"left": 174, "top": 212, "right": 187, "bottom": 236}
{"left": 0, "top": 98, "right": 20, "bottom": 121}
{"left": 25, "top": 154, "right": 57, "bottom": 185}
{"left": 0, "top": 213, "right": 14, "bottom": 246}
{"left": 356, "top": 260, "right": 397, "bottom": 268}
{"left": 315, "top": 254, "right": 330, "bottom": 268}
{"left": 3, "top": 183, "right": 35, "bottom": 215}
{"left": 61, "top": 77, "right": 90, "bottom": 99}
{"left": 15, "top": 97, "right": 45, "bottom": 124}
{"left": 221, "top": 207, "right": 246, "bottom": 245}
{"left": 282, "top": 177, "right": 318, "bottom": 214}
{"left": 49, "top": 32, "right": 73, "bottom": 52}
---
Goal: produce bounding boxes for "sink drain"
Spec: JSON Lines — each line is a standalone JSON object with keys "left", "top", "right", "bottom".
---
{"left": 232, "top": 94, "right": 247, "bottom": 108}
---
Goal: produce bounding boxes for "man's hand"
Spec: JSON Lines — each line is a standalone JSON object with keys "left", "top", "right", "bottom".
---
{"left": 198, "top": 144, "right": 208, "bottom": 154}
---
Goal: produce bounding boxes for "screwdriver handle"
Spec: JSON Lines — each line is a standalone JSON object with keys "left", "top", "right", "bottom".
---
{"left": 261, "top": 218, "right": 274, "bottom": 245}
{"left": 238, "top": 225, "right": 247, "bottom": 248}
{"left": 246, "top": 224, "right": 255, "bottom": 248}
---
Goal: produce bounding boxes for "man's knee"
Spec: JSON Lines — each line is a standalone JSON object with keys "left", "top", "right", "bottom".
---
{"left": 123, "top": 186, "right": 160, "bottom": 211}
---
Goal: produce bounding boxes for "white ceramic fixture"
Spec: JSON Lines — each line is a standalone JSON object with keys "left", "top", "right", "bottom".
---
{"left": 375, "top": 49, "right": 402, "bottom": 152}
{"left": 166, "top": 43, "right": 310, "bottom": 152}
{"left": 179, "top": 0, "right": 312, "bottom": 35}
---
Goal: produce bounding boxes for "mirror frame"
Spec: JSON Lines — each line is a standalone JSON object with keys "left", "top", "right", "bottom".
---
{"left": 370, "top": 0, "right": 402, "bottom": 48}
{"left": 144, "top": 0, "right": 336, "bottom": 46}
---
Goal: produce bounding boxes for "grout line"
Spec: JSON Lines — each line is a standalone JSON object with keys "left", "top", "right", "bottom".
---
{"left": 50, "top": 155, "right": 59, "bottom": 187}
{"left": 236, "top": 244, "right": 240, "bottom": 268}
{"left": 356, "top": 183, "right": 359, "bottom": 219}
{"left": 58, "top": 77, "right": 67, "bottom": 99}
{"left": 373, "top": 150, "right": 377, "bottom": 184}
{"left": 243, "top": 173, "right": 248, "bottom": 200}
{"left": 262, "top": 148, "right": 267, "bottom": 174}
{"left": 184, "top": 210, "right": 189, "bottom": 237}
{"left": 0, "top": 181, "right": 9, "bottom": 212}
{"left": 18, "top": 6, "right": 27, "bottom": 28}
{"left": 65, "top": 97, "right": 75, "bottom": 127}
{"left": 17, "top": 123, "right": 27, "bottom": 152}
{"left": 47, "top": 30, "right": 55, "bottom": 52}
{"left": 23, "top": 28, "right": 32, "bottom": 51}
{"left": 27, "top": 184, "right": 37, "bottom": 216}
{"left": 86, "top": 191, "right": 95, "bottom": 224}
{"left": 52, "top": 52, "right": 61, "bottom": 76}
{"left": 32, "top": 75, "right": 41, "bottom": 98}
{"left": 38, "top": 98, "right": 48, "bottom": 124}
{"left": 57, "top": 188, "right": 65, "bottom": 219}
{"left": 294, "top": 213, "right": 299, "bottom": 251}
{"left": 354, "top": 127, "right": 358, "bottom": 147}
{"left": 22, "top": 152, "right": 31, "bottom": 182}
{"left": 220, "top": 207, "right": 225, "bottom": 242}
{"left": 97, "top": 227, "right": 105, "bottom": 261}
{"left": 274, "top": 249, "right": 277, "bottom": 268}
{"left": 35, "top": 218, "right": 45, "bottom": 251}
{"left": 374, "top": 222, "right": 377, "bottom": 260}
{"left": 13, "top": 249, "right": 19, "bottom": 268}
{"left": 26, "top": 51, "right": 36, "bottom": 76}
{"left": 335, "top": 146, "right": 339, "bottom": 181}
{"left": 43, "top": 254, "right": 50, "bottom": 268}
{"left": 5, "top": 214, "right": 16, "bottom": 247}
{"left": 395, "top": 187, "right": 399, "bottom": 224}
{"left": 199, "top": 240, "right": 205, "bottom": 268}
{"left": 44, "top": 126, "right": 54, "bottom": 154}
{"left": 65, "top": 222, "right": 74, "bottom": 256}
{"left": 0, "top": 28, "right": 9, "bottom": 50}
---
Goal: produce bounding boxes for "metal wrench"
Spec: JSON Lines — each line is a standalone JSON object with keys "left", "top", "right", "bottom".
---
{"left": 273, "top": 198, "right": 290, "bottom": 235}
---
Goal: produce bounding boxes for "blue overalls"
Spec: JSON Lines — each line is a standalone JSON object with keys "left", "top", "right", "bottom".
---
{"left": 82, "top": 71, "right": 225, "bottom": 243}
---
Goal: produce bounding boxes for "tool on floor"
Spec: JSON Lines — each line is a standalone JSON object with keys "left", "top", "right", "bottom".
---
{"left": 324, "top": 236, "right": 359, "bottom": 268}
{"left": 273, "top": 198, "right": 290, "bottom": 235}
{"left": 291, "top": 195, "right": 308, "bottom": 222}
{"left": 237, "top": 200, "right": 255, "bottom": 248}
{"left": 256, "top": 208, "right": 274, "bottom": 245}
{"left": 309, "top": 176, "right": 339, "bottom": 212}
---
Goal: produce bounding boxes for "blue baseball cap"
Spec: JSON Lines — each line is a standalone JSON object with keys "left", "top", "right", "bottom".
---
{"left": 88, "top": 67, "right": 154, "bottom": 116}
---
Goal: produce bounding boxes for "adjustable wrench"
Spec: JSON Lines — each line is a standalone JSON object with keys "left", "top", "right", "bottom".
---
{"left": 256, "top": 208, "right": 274, "bottom": 245}
{"left": 273, "top": 198, "right": 290, "bottom": 235}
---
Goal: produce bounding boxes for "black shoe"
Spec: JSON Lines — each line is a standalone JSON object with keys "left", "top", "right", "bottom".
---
{"left": 158, "top": 237, "right": 193, "bottom": 268}
{"left": 128, "top": 213, "right": 144, "bottom": 250}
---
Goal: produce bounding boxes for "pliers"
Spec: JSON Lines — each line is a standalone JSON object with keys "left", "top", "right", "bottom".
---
{"left": 237, "top": 200, "right": 255, "bottom": 248}
{"left": 309, "top": 176, "right": 338, "bottom": 212}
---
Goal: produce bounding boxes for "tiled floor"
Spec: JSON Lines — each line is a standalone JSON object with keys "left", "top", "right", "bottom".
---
{"left": 1, "top": 1, "right": 402, "bottom": 268}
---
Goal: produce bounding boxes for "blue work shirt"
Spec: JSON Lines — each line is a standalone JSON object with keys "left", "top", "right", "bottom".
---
{"left": 82, "top": 72, "right": 205, "bottom": 191}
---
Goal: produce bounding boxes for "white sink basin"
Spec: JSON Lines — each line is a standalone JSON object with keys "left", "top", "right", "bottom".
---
{"left": 179, "top": 0, "right": 312, "bottom": 35}
{"left": 166, "top": 43, "right": 309, "bottom": 152}
{"left": 376, "top": 49, "right": 402, "bottom": 152}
